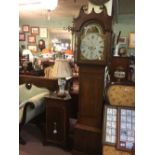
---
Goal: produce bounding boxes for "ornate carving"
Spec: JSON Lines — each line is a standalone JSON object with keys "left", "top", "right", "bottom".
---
{"left": 89, "top": 0, "right": 109, "bottom": 5}
{"left": 73, "top": 5, "right": 112, "bottom": 32}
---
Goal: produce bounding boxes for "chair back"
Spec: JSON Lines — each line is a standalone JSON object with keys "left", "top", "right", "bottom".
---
{"left": 105, "top": 82, "right": 135, "bottom": 107}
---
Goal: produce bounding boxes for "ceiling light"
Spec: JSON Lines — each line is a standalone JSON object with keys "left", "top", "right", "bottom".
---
{"left": 47, "top": 9, "right": 51, "bottom": 20}
{"left": 19, "top": 0, "right": 58, "bottom": 11}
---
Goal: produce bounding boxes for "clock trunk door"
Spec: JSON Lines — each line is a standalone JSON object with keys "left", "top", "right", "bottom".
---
{"left": 78, "top": 65, "right": 105, "bottom": 128}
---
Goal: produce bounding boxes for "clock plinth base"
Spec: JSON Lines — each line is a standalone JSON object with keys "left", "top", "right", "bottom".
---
{"left": 72, "top": 123, "right": 102, "bottom": 155}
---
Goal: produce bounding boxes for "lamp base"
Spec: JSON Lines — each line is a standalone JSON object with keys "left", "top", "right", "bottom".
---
{"left": 57, "top": 91, "right": 67, "bottom": 98}
{"left": 57, "top": 78, "right": 67, "bottom": 98}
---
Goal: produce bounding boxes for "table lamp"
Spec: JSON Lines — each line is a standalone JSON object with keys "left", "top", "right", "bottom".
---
{"left": 52, "top": 59, "right": 73, "bottom": 97}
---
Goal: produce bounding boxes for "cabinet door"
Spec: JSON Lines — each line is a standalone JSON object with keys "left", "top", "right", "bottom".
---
{"left": 45, "top": 99, "right": 69, "bottom": 147}
{"left": 46, "top": 106, "right": 64, "bottom": 142}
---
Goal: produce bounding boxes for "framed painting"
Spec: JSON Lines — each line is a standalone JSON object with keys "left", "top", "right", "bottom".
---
{"left": 31, "top": 26, "right": 39, "bottom": 35}
{"left": 117, "top": 107, "right": 135, "bottom": 152}
{"left": 19, "top": 33, "right": 25, "bottom": 41}
{"left": 128, "top": 32, "right": 135, "bottom": 48}
{"left": 22, "top": 25, "right": 30, "bottom": 33}
{"left": 40, "top": 27, "right": 48, "bottom": 38}
{"left": 27, "top": 45, "right": 37, "bottom": 52}
{"left": 103, "top": 105, "right": 118, "bottom": 145}
{"left": 28, "top": 35, "right": 36, "bottom": 43}
{"left": 118, "top": 36, "right": 128, "bottom": 44}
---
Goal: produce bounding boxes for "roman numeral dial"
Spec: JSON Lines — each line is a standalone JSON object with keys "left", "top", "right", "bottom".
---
{"left": 80, "top": 23, "right": 105, "bottom": 61}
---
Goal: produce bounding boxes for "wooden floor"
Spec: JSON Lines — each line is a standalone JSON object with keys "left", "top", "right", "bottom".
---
{"left": 19, "top": 123, "right": 72, "bottom": 155}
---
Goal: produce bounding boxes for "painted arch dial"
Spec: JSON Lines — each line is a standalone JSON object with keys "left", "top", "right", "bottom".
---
{"left": 80, "top": 23, "right": 105, "bottom": 60}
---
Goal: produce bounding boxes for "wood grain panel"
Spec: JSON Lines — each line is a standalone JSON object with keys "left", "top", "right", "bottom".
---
{"left": 78, "top": 65, "right": 105, "bottom": 128}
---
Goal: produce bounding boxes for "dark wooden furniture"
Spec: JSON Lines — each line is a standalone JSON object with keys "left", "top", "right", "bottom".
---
{"left": 44, "top": 94, "right": 71, "bottom": 148}
{"left": 19, "top": 75, "right": 58, "bottom": 91}
{"left": 70, "top": 75, "right": 79, "bottom": 118}
{"left": 19, "top": 70, "right": 44, "bottom": 76}
{"left": 19, "top": 75, "right": 58, "bottom": 144}
{"left": 109, "top": 56, "right": 130, "bottom": 82}
{"left": 72, "top": 6, "right": 112, "bottom": 155}
{"left": 128, "top": 55, "right": 135, "bottom": 82}
{"left": 19, "top": 74, "right": 79, "bottom": 119}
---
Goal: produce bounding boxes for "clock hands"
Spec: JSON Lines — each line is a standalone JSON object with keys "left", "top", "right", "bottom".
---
{"left": 80, "top": 31, "right": 104, "bottom": 60}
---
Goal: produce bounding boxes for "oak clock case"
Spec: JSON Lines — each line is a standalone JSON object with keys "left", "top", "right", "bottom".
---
{"left": 73, "top": 6, "right": 112, "bottom": 155}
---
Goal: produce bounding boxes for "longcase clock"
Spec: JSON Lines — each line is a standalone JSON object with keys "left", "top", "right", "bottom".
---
{"left": 72, "top": 6, "right": 112, "bottom": 155}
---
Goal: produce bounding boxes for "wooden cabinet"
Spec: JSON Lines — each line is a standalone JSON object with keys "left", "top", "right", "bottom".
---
{"left": 44, "top": 95, "right": 71, "bottom": 148}
{"left": 109, "top": 57, "right": 130, "bottom": 82}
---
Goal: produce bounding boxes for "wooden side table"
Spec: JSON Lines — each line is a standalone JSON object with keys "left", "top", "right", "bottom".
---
{"left": 44, "top": 93, "right": 71, "bottom": 148}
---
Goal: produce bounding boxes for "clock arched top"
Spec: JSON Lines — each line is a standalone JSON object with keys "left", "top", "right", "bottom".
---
{"left": 73, "top": 6, "right": 112, "bottom": 33}
{"left": 89, "top": 0, "right": 109, "bottom": 5}
{"left": 81, "top": 22, "right": 103, "bottom": 36}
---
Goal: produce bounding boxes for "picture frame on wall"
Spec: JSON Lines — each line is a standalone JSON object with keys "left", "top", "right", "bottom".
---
{"left": 40, "top": 27, "right": 48, "bottom": 38}
{"left": 19, "top": 33, "right": 25, "bottom": 41}
{"left": 118, "top": 36, "right": 128, "bottom": 44}
{"left": 31, "top": 26, "right": 39, "bottom": 35}
{"left": 28, "top": 35, "right": 36, "bottom": 43}
{"left": 27, "top": 45, "right": 37, "bottom": 52}
{"left": 128, "top": 32, "right": 135, "bottom": 48}
{"left": 22, "top": 25, "right": 30, "bottom": 33}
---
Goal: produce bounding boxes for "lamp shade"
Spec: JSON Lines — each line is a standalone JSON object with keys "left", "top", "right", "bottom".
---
{"left": 52, "top": 59, "right": 73, "bottom": 79}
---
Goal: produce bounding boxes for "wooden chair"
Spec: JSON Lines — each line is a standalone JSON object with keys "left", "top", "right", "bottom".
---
{"left": 105, "top": 82, "right": 135, "bottom": 107}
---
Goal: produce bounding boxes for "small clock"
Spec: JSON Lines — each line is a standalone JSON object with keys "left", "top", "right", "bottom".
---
{"left": 38, "top": 39, "right": 45, "bottom": 51}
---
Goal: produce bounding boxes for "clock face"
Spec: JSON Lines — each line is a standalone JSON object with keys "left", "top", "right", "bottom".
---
{"left": 80, "top": 23, "right": 105, "bottom": 61}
